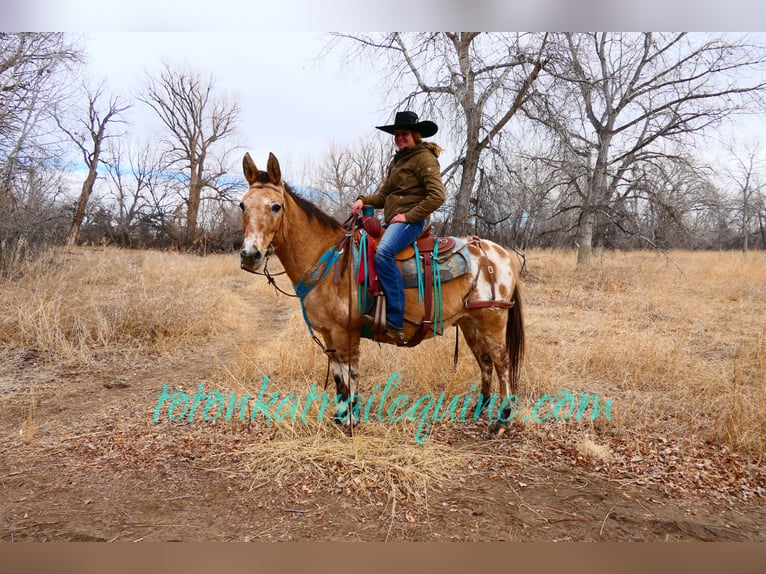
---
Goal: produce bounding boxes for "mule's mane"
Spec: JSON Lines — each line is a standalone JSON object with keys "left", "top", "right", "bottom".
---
{"left": 256, "top": 171, "right": 342, "bottom": 232}
{"left": 250, "top": 168, "right": 343, "bottom": 231}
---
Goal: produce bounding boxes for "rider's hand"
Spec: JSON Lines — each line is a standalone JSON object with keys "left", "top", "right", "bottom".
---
{"left": 351, "top": 198, "right": 364, "bottom": 216}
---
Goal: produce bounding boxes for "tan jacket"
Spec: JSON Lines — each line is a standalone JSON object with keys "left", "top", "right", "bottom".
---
{"left": 359, "top": 143, "right": 446, "bottom": 224}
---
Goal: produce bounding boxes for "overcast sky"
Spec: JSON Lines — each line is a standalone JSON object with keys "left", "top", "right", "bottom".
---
{"left": 8, "top": 0, "right": 766, "bottom": 30}
{"left": 3, "top": 2, "right": 766, "bottom": 183}
{"left": 82, "top": 32, "right": 390, "bottom": 172}
{"left": 79, "top": 30, "right": 766, "bottom": 179}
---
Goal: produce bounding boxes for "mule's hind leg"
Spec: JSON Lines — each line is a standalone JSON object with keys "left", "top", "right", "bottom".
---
{"left": 458, "top": 319, "right": 494, "bottom": 416}
{"left": 458, "top": 315, "right": 512, "bottom": 426}
{"left": 486, "top": 331, "right": 514, "bottom": 437}
{"left": 459, "top": 314, "right": 513, "bottom": 436}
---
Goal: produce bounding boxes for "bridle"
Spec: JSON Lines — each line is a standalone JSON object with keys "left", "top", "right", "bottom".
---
{"left": 248, "top": 257, "right": 297, "bottom": 299}
{"left": 240, "top": 185, "right": 295, "bottom": 297}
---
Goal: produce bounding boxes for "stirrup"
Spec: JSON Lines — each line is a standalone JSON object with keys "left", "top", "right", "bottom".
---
{"left": 383, "top": 325, "right": 406, "bottom": 342}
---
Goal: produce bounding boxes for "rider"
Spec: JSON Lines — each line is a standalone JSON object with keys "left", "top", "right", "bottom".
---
{"left": 351, "top": 111, "right": 446, "bottom": 341}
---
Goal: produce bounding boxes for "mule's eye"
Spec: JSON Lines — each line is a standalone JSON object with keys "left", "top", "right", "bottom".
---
{"left": 271, "top": 203, "right": 283, "bottom": 213}
{"left": 239, "top": 202, "right": 245, "bottom": 212}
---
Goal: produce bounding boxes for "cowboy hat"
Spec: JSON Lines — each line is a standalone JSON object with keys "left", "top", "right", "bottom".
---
{"left": 376, "top": 111, "right": 438, "bottom": 138}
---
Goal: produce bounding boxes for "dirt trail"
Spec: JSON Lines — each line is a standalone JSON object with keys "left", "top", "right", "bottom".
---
{"left": 1, "top": 277, "right": 764, "bottom": 542}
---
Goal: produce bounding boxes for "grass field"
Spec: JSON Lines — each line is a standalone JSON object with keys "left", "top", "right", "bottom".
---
{"left": 2, "top": 246, "right": 764, "bottom": 507}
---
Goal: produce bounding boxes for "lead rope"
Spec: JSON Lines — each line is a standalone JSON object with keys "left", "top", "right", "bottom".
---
{"left": 453, "top": 325, "right": 460, "bottom": 372}
{"left": 346, "top": 234, "right": 356, "bottom": 437}
{"left": 432, "top": 238, "right": 443, "bottom": 337}
{"left": 253, "top": 258, "right": 296, "bottom": 299}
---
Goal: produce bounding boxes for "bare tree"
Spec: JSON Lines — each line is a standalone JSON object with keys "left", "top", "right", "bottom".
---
{"left": 0, "top": 33, "right": 81, "bottom": 269}
{"left": 1, "top": 33, "right": 80, "bottom": 225}
{"left": 139, "top": 64, "right": 240, "bottom": 245}
{"left": 306, "top": 138, "right": 388, "bottom": 220}
{"left": 57, "top": 82, "right": 130, "bottom": 245}
{"left": 757, "top": 200, "right": 766, "bottom": 249}
{"left": 489, "top": 142, "right": 566, "bottom": 249}
{"left": 527, "top": 32, "right": 766, "bottom": 265}
{"left": 330, "top": 32, "right": 548, "bottom": 236}
{"left": 722, "top": 142, "right": 765, "bottom": 253}
{"left": 100, "top": 140, "right": 165, "bottom": 247}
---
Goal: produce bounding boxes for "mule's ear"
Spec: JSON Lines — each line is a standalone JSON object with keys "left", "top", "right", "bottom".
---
{"left": 243, "top": 153, "right": 259, "bottom": 185}
{"left": 266, "top": 152, "right": 282, "bottom": 185}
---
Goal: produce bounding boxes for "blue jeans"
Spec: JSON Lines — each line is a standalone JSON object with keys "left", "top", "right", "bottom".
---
{"left": 374, "top": 220, "right": 426, "bottom": 330}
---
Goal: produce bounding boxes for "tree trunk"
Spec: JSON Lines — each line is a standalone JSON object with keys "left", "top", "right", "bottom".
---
{"left": 576, "top": 139, "right": 611, "bottom": 266}
{"left": 593, "top": 215, "right": 610, "bottom": 249}
{"left": 576, "top": 204, "right": 595, "bottom": 266}
{"left": 742, "top": 191, "right": 749, "bottom": 254}
{"left": 453, "top": 153, "right": 480, "bottom": 236}
{"left": 186, "top": 181, "right": 202, "bottom": 242}
{"left": 66, "top": 167, "right": 97, "bottom": 246}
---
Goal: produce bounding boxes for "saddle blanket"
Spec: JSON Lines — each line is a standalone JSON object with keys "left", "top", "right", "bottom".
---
{"left": 399, "top": 237, "right": 471, "bottom": 288}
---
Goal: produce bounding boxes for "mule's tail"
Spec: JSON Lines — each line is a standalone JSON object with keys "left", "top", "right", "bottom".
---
{"left": 507, "top": 280, "right": 525, "bottom": 395}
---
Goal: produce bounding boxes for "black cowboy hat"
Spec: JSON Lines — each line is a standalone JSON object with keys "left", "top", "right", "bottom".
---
{"left": 376, "top": 111, "right": 438, "bottom": 138}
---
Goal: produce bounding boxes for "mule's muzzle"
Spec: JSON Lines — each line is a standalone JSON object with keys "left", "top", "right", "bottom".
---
{"left": 239, "top": 248, "right": 263, "bottom": 273}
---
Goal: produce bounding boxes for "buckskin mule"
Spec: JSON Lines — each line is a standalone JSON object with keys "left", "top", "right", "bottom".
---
{"left": 239, "top": 153, "right": 525, "bottom": 437}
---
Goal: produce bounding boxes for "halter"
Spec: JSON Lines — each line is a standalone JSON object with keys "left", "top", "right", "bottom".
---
{"left": 242, "top": 187, "right": 294, "bottom": 296}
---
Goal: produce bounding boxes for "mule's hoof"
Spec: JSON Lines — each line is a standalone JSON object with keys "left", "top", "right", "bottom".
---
{"left": 490, "top": 406, "right": 517, "bottom": 437}
{"left": 334, "top": 416, "right": 357, "bottom": 436}
{"left": 491, "top": 420, "right": 509, "bottom": 438}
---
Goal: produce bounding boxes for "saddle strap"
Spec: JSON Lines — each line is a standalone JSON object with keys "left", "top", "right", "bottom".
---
{"left": 405, "top": 251, "right": 434, "bottom": 347}
{"left": 465, "top": 300, "right": 515, "bottom": 310}
{"left": 373, "top": 294, "right": 386, "bottom": 335}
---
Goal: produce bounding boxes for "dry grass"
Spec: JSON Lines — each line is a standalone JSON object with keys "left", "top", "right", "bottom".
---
{"left": 521, "top": 249, "right": 766, "bottom": 456}
{"left": 0, "top": 247, "right": 236, "bottom": 362}
{"left": 3, "top": 245, "right": 765, "bottom": 501}
{"left": 224, "top": 424, "right": 484, "bottom": 501}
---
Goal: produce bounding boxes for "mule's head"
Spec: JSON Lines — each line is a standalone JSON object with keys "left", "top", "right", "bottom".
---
{"left": 239, "top": 152, "right": 286, "bottom": 273}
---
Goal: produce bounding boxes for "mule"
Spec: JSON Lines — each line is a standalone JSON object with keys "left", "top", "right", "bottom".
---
{"left": 239, "top": 152, "right": 524, "bottom": 435}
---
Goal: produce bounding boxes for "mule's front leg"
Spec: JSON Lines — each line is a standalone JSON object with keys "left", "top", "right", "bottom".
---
{"left": 331, "top": 357, "right": 361, "bottom": 433}
{"left": 323, "top": 331, "right": 361, "bottom": 434}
